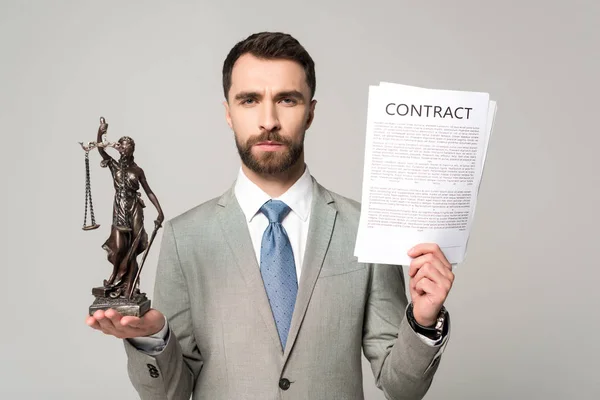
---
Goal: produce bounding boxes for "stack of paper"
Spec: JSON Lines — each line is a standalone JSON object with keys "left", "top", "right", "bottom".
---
{"left": 354, "top": 82, "right": 497, "bottom": 266}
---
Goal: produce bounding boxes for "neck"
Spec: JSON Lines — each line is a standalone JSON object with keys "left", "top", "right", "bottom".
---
{"left": 120, "top": 155, "right": 133, "bottom": 164}
{"left": 241, "top": 158, "right": 306, "bottom": 198}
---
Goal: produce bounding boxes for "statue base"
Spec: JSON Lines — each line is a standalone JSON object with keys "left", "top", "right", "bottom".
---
{"left": 89, "top": 288, "right": 151, "bottom": 317}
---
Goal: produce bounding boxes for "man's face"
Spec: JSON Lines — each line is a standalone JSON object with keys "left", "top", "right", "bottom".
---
{"left": 224, "top": 53, "right": 316, "bottom": 175}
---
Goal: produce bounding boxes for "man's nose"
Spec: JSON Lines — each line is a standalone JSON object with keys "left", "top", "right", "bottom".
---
{"left": 259, "top": 103, "right": 281, "bottom": 132}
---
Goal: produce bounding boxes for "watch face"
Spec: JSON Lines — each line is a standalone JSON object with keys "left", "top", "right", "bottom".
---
{"left": 435, "top": 317, "right": 444, "bottom": 330}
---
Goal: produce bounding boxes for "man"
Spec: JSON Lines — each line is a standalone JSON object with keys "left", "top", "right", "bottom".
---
{"left": 86, "top": 31, "right": 455, "bottom": 400}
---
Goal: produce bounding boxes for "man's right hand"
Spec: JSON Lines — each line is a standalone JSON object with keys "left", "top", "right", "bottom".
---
{"left": 86, "top": 308, "right": 165, "bottom": 339}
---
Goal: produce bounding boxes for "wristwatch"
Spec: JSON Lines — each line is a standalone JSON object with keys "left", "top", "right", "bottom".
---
{"left": 406, "top": 302, "right": 448, "bottom": 341}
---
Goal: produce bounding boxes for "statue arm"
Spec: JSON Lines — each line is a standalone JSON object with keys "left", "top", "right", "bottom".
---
{"left": 96, "top": 119, "right": 113, "bottom": 162}
{"left": 139, "top": 169, "right": 165, "bottom": 226}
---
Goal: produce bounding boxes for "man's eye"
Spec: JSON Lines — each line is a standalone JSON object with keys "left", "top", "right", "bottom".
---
{"left": 280, "top": 98, "right": 296, "bottom": 105}
{"left": 242, "top": 99, "right": 255, "bottom": 105}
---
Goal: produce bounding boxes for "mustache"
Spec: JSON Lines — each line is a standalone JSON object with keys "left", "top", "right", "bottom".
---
{"left": 245, "top": 130, "right": 292, "bottom": 147}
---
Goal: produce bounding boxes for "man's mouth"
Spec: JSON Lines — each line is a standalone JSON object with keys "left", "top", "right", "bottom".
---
{"left": 255, "top": 141, "right": 284, "bottom": 151}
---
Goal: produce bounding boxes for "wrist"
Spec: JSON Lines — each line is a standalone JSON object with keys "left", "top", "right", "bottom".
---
{"left": 414, "top": 315, "right": 436, "bottom": 328}
{"left": 406, "top": 302, "right": 448, "bottom": 341}
{"left": 146, "top": 315, "right": 167, "bottom": 338}
{"left": 411, "top": 303, "right": 436, "bottom": 327}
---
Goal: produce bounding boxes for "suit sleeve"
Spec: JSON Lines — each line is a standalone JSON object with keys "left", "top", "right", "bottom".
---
{"left": 123, "top": 220, "right": 203, "bottom": 399}
{"left": 362, "top": 263, "right": 448, "bottom": 400}
{"left": 126, "top": 314, "right": 169, "bottom": 355}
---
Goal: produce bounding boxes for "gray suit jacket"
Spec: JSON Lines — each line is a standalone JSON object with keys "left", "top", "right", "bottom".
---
{"left": 123, "top": 176, "right": 446, "bottom": 399}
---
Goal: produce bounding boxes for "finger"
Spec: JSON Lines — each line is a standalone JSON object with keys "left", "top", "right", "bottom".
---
{"left": 409, "top": 252, "right": 436, "bottom": 277}
{"left": 120, "top": 316, "right": 143, "bottom": 329}
{"left": 409, "top": 252, "right": 452, "bottom": 280}
{"left": 124, "top": 309, "right": 164, "bottom": 332}
{"left": 98, "top": 310, "right": 144, "bottom": 338}
{"left": 93, "top": 310, "right": 117, "bottom": 334}
{"left": 106, "top": 309, "right": 137, "bottom": 335}
{"left": 415, "top": 277, "right": 437, "bottom": 296}
{"left": 413, "top": 255, "right": 455, "bottom": 284}
{"left": 86, "top": 315, "right": 100, "bottom": 330}
{"left": 413, "top": 262, "right": 451, "bottom": 292}
{"left": 105, "top": 308, "right": 123, "bottom": 325}
{"left": 408, "top": 243, "right": 451, "bottom": 270}
{"left": 408, "top": 243, "right": 450, "bottom": 269}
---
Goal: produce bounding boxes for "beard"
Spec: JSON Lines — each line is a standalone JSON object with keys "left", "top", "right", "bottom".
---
{"left": 235, "top": 130, "right": 304, "bottom": 174}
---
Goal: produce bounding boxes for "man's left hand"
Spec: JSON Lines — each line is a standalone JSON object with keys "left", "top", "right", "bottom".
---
{"left": 407, "top": 243, "right": 455, "bottom": 327}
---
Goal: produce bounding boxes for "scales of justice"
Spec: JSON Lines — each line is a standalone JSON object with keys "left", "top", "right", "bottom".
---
{"left": 79, "top": 117, "right": 164, "bottom": 317}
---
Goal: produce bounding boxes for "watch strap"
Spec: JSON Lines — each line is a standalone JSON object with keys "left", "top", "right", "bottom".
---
{"left": 406, "top": 302, "right": 448, "bottom": 341}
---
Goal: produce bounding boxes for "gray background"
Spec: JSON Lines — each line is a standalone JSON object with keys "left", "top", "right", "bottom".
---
{"left": 1, "top": 0, "right": 598, "bottom": 399}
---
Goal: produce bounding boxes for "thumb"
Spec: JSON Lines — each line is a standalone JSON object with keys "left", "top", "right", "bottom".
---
{"left": 123, "top": 309, "right": 164, "bottom": 334}
{"left": 120, "top": 316, "right": 142, "bottom": 329}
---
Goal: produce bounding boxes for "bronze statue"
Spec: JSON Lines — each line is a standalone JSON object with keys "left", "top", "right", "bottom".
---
{"left": 79, "top": 117, "right": 164, "bottom": 316}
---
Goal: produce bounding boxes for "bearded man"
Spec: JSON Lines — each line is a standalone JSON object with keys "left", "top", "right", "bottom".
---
{"left": 86, "top": 31, "right": 454, "bottom": 400}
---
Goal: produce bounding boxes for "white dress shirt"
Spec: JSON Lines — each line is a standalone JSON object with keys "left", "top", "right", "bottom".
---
{"left": 234, "top": 164, "right": 313, "bottom": 281}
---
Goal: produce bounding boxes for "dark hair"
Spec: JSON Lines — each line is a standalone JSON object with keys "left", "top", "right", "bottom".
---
{"left": 222, "top": 32, "right": 316, "bottom": 100}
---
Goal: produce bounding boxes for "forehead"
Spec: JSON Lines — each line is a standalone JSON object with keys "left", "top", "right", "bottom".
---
{"left": 229, "top": 53, "right": 309, "bottom": 96}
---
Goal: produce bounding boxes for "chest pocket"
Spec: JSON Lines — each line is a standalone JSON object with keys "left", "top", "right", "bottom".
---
{"left": 318, "top": 257, "right": 366, "bottom": 278}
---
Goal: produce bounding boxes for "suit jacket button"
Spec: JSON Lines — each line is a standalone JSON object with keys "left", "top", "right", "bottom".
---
{"left": 147, "top": 364, "right": 160, "bottom": 378}
{"left": 279, "top": 378, "right": 290, "bottom": 390}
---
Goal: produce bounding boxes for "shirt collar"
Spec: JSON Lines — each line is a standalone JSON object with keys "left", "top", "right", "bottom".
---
{"left": 234, "top": 164, "right": 313, "bottom": 223}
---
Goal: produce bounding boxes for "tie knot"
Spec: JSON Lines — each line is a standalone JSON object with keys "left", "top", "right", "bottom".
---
{"left": 260, "top": 200, "right": 291, "bottom": 223}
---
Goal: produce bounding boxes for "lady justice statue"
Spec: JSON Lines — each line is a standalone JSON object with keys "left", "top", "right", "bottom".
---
{"left": 79, "top": 117, "right": 164, "bottom": 316}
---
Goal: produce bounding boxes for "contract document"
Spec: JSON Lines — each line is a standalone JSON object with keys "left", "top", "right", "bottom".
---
{"left": 354, "top": 82, "right": 497, "bottom": 266}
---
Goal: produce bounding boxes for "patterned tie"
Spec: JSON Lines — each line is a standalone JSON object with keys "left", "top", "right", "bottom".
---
{"left": 259, "top": 199, "right": 298, "bottom": 351}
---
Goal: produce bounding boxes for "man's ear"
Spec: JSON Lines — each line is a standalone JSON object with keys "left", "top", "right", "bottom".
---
{"left": 223, "top": 100, "right": 233, "bottom": 130}
{"left": 305, "top": 99, "right": 317, "bottom": 129}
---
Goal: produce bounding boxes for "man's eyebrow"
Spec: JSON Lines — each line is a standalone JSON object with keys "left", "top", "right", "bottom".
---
{"left": 233, "top": 90, "right": 306, "bottom": 102}
{"left": 275, "top": 90, "right": 305, "bottom": 100}
{"left": 234, "top": 91, "right": 261, "bottom": 101}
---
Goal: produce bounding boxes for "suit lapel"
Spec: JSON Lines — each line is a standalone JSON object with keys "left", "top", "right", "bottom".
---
{"left": 216, "top": 186, "right": 284, "bottom": 353}
{"left": 283, "top": 179, "right": 337, "bottom": 361}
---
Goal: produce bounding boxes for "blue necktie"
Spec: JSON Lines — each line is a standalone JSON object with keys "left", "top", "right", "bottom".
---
{"left": 259, "top": 199, "right": 298, "bottom": 350}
